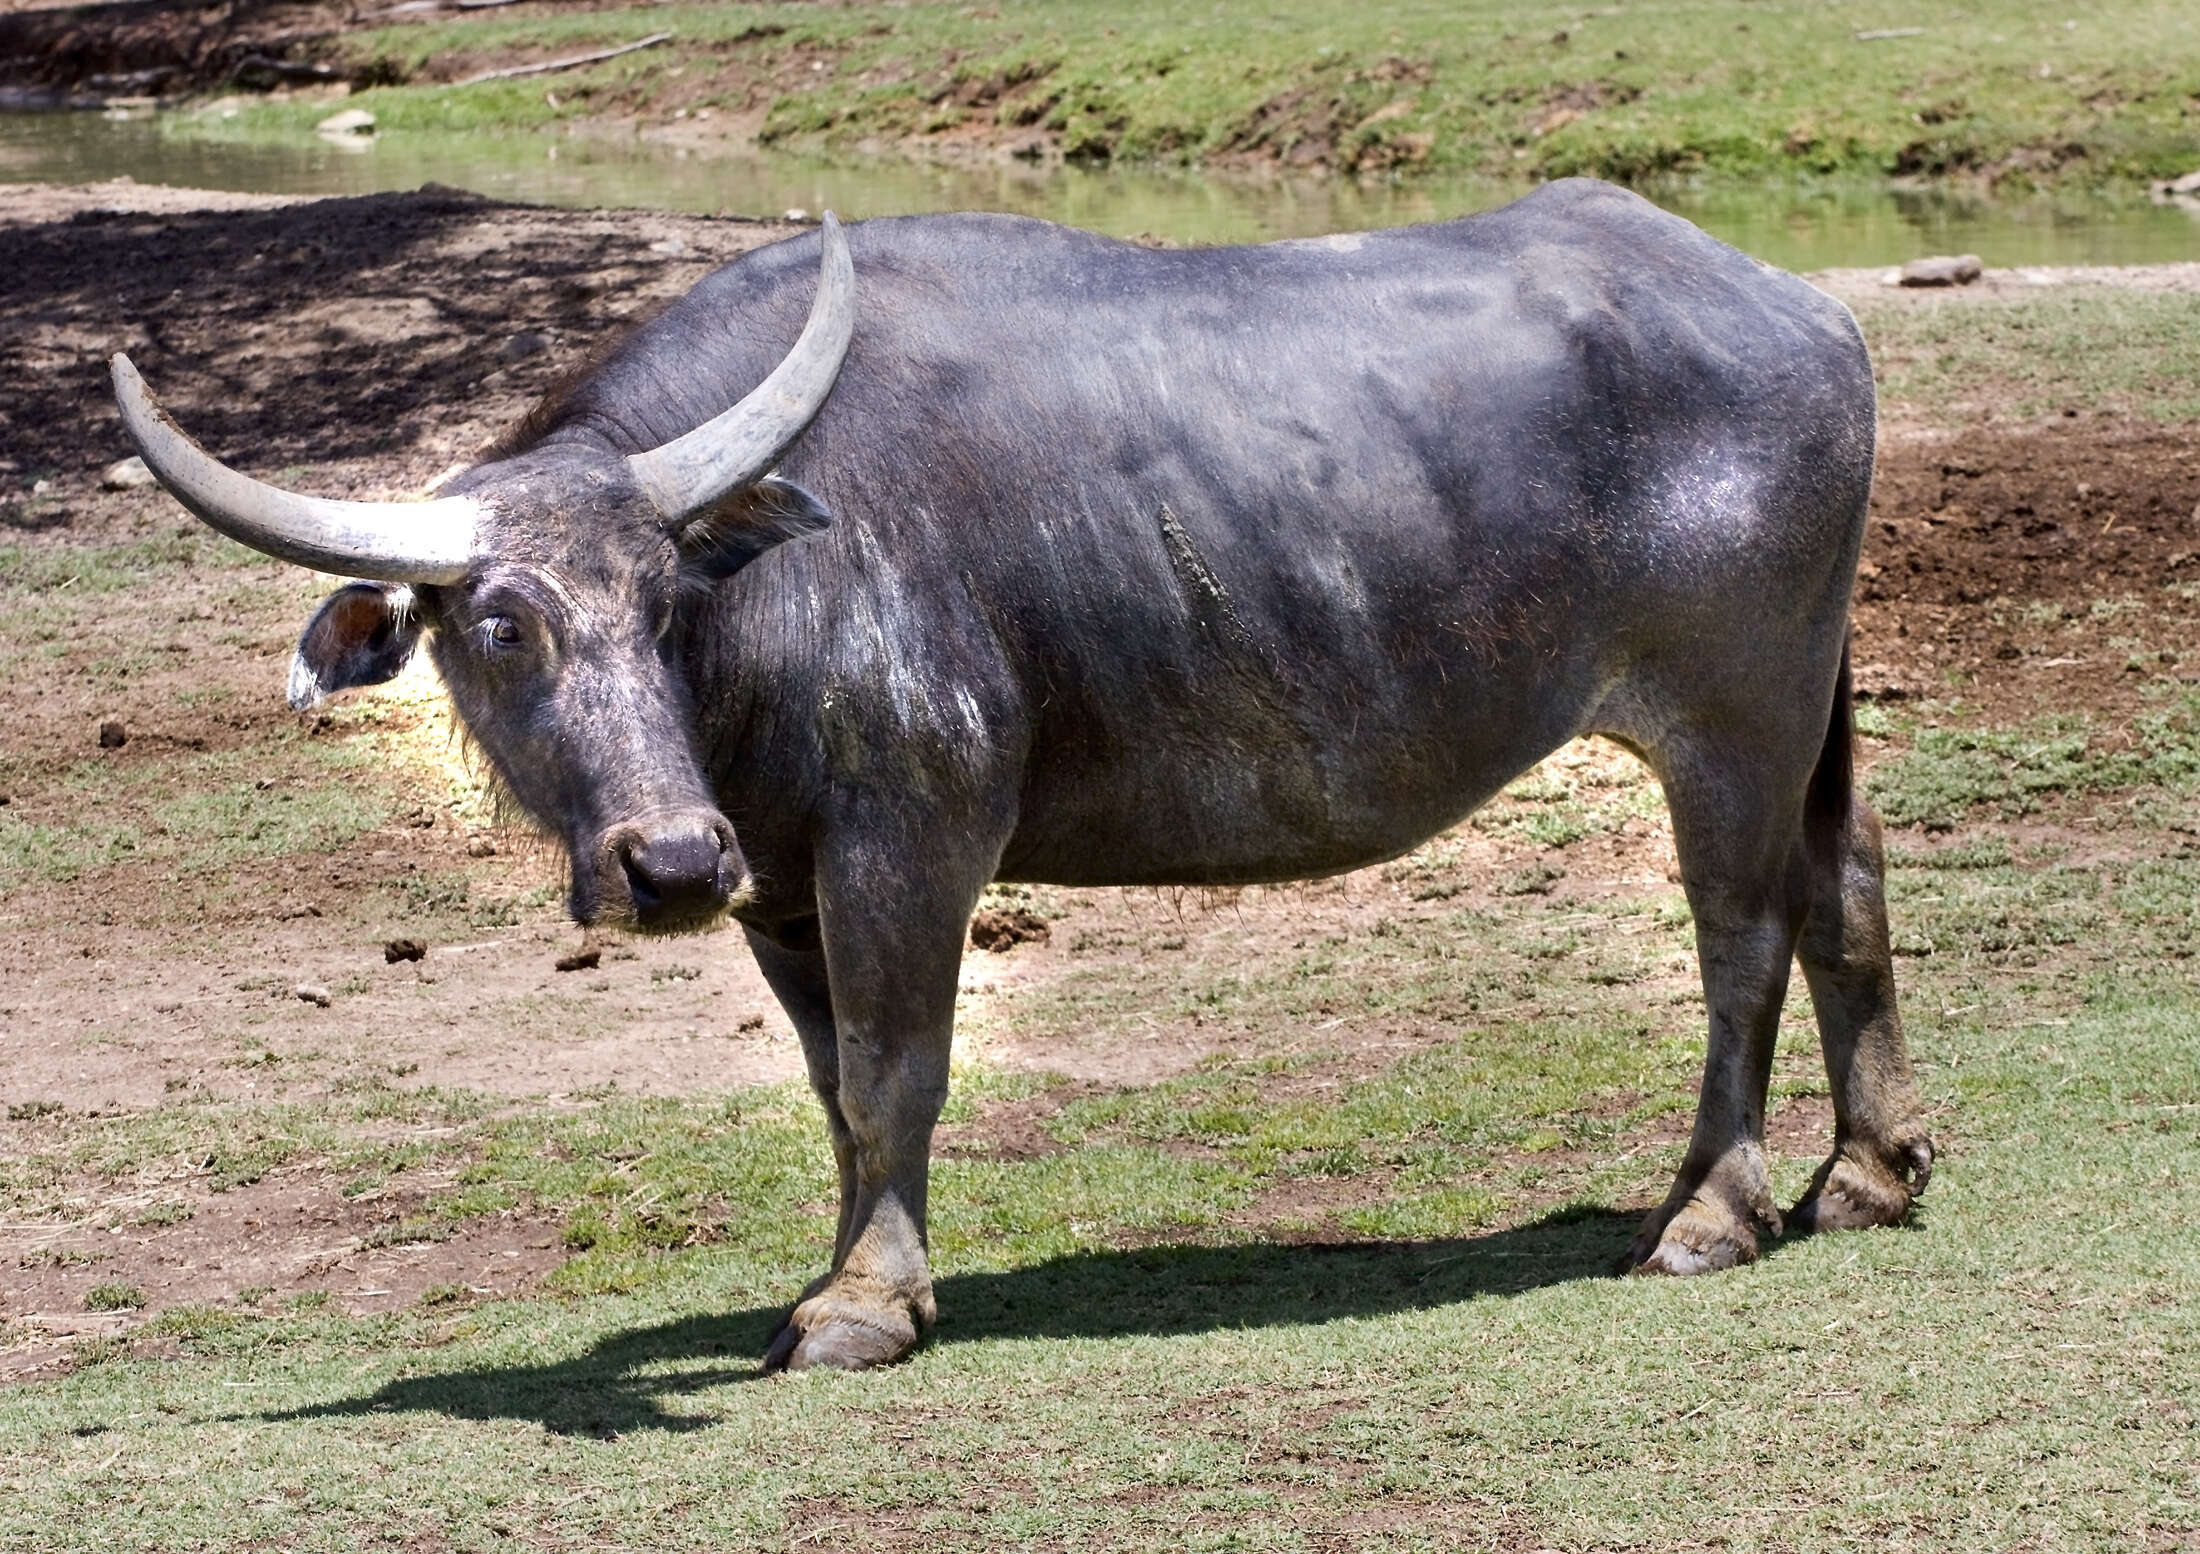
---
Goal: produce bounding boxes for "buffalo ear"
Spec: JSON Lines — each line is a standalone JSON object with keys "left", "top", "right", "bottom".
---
{"left": 676, "top": 476, "right": 834, "bottom": 583}
{"left": 287, "top": 581, "right": 423, "bottom": 711}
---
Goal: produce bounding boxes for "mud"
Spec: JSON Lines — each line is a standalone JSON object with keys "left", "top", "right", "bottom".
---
{"left": 2, "top": 182, "right": 2195, "bottom": 1363}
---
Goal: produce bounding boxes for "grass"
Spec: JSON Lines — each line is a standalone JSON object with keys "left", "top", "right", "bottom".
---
{"left": 1856, "top": 290, "right": 2200, "bottom": 426}
{"left": 4, "top": 942, "right": 2200, "bottom": 1547}
{"left": 1862, "top": 687, "right": 2200, "bottom": 831}
{"left": 179, "top": 0, "right": 2200, "bottom": 188}
{"left": 0, "top": 738, "right": 395, "bottom": 891}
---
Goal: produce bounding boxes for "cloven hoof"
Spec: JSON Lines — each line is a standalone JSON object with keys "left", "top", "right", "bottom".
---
{"left": 762, "top": 1302, "right": 922, "bottom": 1373}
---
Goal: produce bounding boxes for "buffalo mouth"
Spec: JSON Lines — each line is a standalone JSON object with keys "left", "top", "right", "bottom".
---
{"left": 577, "top": 812, "right": 746, "bottom": 933}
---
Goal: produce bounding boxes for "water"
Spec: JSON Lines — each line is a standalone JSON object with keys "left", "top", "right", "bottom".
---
{"left": 4, "top": 105, "right": 2196, "bottom": 270}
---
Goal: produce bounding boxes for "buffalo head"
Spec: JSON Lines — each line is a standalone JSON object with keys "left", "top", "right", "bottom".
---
{"left": 111, "top": 217, "right": 855, "bottom": 932}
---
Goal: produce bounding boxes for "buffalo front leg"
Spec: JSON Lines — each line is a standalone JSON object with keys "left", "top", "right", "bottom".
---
{"left": 1624, "top": 756, "right": 1807, "bottom": 1275}
{"left": 759, "top": 832, "right": 984, "bottom": 1373}
{"left": 1790, "top": 797, "right": 1934, "bottom": 1233}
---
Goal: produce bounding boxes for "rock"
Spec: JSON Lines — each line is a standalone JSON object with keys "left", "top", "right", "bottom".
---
{"left": 97, "top": 720, "right": 126, "bottom": 749}
{"left": 316, "top": 108, "right": 376, "bottom": 137}
{"left": 2155, "top": 169, "right": 2200, "bottom": 200}
{"left": 100, "top": 456, "right": 154, "bottom": 491}
{"left": 647, "top": 238, "right": 689, "bottom": 257}
{"left": 781, "top": 208, "right": 810, "bottom": 223}
{"left": 1899, "top": 254, "right": 1983, "bottom": 288}
{"left": 496, "top": 332, "right": 551, "bottom": 365}
{"left": 466, "top": 835, "right": 498, "bottom": 857}
{"left": 555, "top": 946, "right": 602, "bottom": 972}
{"left": 293, "top": 983, "right": 332, "bottom": 1006}
{"left": 384, "top": 937, "right": 427, "bottom": 964}
{"left": 969, "top": 906, "right": 1050, "bottom": 953}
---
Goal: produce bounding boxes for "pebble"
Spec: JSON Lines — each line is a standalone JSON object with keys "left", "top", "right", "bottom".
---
{"left": 554, "top": 946, "right": 602, "bottom": 973}
{"left": 1899, "top": 253, "right": 1984, "bottom": 288}
{"left": 648, "top": 238, "right": 689, "bottom": 257}
{"left": 316, "top": 108, "right": 376, "bottom": 137}
{"left": 782, "top": 208, "right": 810, "bottom": 223}
{"left": 100, "top": 455, "right": 155, "bottom": 490}
{"left": 293, "top": 983, "right": 332, "bottom": 1007}
{"left": 384, "top": 937, "right": 427, "bottom": 964}
{"left": 496, "top": 331, "right": 551, "bottom": 365}
{"left": 97, "top": 720, "right": 126, "bottom": 749}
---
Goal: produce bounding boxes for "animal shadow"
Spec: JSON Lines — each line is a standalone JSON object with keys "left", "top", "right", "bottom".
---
{"left": 261, "top": 1205, "right": 1637, "bottom": 1437}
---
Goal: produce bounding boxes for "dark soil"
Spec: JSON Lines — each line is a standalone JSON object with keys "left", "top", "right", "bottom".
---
{"left": 1856, "top": 421, "right": 2200, "bottom": 720}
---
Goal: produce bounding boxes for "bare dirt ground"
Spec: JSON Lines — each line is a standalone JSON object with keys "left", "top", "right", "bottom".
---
{"left": 2, "top": 182, "right": 2196, "bottom": 1363}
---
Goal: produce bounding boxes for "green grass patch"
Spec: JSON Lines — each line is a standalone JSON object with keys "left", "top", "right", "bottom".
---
{"left": 0, "top": 529, "right": 258, "bottom": 598}
{"left": 5, "top": 956, "right": 2200, "bottom": 1547}
{"left": 1858, "top": 289, "right": 2200, "bottom": 426}
{"left": 1864, "top": 689, "right": 2200, "bottom": 831}
{"left": 178, "top": 0, "right": 2200, "bottom": 188}
{"left": 0, "top": 738, "right": 395, "bottom": 893}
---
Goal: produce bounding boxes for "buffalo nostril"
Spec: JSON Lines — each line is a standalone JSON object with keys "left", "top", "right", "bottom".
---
{"left": 618, "top": 839, "right": 663, "bottom": 917}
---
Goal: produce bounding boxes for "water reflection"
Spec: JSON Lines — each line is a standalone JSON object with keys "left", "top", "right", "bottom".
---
{"left": 3, "top": 107, "right": 2194, "bottom": 269}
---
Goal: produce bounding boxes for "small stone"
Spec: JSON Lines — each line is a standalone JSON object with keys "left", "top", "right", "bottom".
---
{"left": 384, "top": 937, "right": 427, "bottom": 964}
{"left": 781, "top": 208, "right": 810, "bottom": 223}
{"left": 554, "top": 947, "right": 602, "bottom": 973}
{"left": 466, "top": 836, "right": 498, "bottom": 857}
{"left": 100, "top": 456, "right": 154, "bottom": 491}
{"left": 1899, "top": 254, "right": 1984, "bottom": 288}
{"left": 2156, "top": 169, "right": 2200, "bottom": 198}
{"left": 97, "top": 720, "right": 126, "bottom": 749}
{"left": 293, "top": 983, "right": 332, "bottom": 1007}
{"left": 647, "top": 238, "right": 689, "bottom": 257}
{"left": 316, "top": 108, "right": 376, "bottom": 137}
{"left": 496, "top": 332, "right": 551, "bottom": 365}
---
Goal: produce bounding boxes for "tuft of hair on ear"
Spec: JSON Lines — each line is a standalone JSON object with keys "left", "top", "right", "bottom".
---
{"left": 676, "top": 476, "right": 835, "bottom": 586}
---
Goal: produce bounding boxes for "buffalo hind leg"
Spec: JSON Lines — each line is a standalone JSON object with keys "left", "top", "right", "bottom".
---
{"left": 1623, "top": 750, "right": 1807, "bottom": 1275}
{"left": 759, "top": 828, "right": 984, "bottom": 1373}
{"left": 1790, "top": 796, "right": 1933, "bottom": 1233}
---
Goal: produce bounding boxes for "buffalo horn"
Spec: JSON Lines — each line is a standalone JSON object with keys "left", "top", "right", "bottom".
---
{"left": 626, "top": 211, "right": 855, "bottom": 522}
{"left": 110, "top": 355, "right": 478, "bottom": 585}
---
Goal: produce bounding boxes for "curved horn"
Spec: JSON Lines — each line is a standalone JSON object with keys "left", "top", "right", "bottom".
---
{"left": 626, "top": 211, "right": 855, "bottom": 523}
{"left": 110, "top": 355, "right": 478, "bottom": 585}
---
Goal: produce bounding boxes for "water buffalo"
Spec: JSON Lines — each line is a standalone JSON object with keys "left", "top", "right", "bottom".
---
{"left": 114, "top": 178, "right": 1932, "bottom": 1370}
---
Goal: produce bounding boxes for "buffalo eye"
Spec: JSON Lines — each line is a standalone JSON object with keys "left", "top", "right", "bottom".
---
{"left": 486, "top": 616, "right": 523, "bottom": 649}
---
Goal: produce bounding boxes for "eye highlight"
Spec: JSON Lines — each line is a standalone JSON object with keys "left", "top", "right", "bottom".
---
{"left": 484, "top": 615, "right": 523, "bottom": 650}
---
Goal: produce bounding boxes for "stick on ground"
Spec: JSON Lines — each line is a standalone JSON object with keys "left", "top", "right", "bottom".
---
{"left": 455, "top": 31, "right": 672, "bottom": 86}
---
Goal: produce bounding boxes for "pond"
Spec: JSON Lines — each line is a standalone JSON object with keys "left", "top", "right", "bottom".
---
{"left": 4, "top": 104, "right": 2196, "bottom": 270}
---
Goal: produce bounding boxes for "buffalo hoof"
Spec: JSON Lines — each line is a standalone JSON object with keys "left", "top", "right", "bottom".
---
{"left": 1789, "top": 1134, "right": 1933, "bottom": 1236}
{"left": 1621, "top": 1196, "right": 1767, "bottom": 1277}
{"left": 762, "top": 1290, "right": 922, "bottom": 1374}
